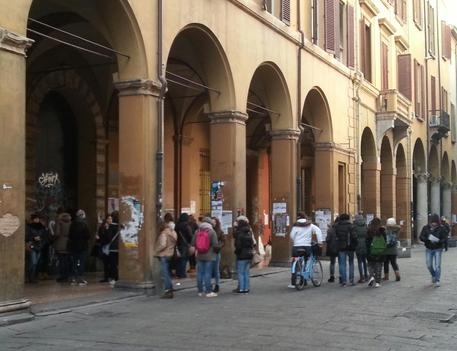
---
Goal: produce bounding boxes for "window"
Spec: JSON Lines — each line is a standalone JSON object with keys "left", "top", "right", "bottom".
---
{"left": 381, "top": 42, "right": 389, "bottom": 90}
{"left": 265, "top": 0, "right": 290, "bottom": 25}
{"left": 360, "top": 19, "right": 372, "bottom": 82}
{"left": 414, "top": 60, "right": 425, "bottom": 119}
{"left": 413, "top": 0, "right": 423, "bottom": 27}
{"left": 430, "top": 76, "right": 436, "bottom": 111}
{"left": 312, "top": 0, "right": 319, "bottom": 44}
{"left": 441, "top": 21, "right": 451, "bottom": 60}
{"left": 427, "top": 4, "right": 435, "bottom": 56}
{"left": 325, "top": 0, "right": 339, "bottom": 56}
{"left": 397, "top": 54, "right": 411, "bottom": 100}
{"left": 441, "top": 87, "right": 448, "bottom": 113}
{"left": 394, "top": 0, "right": 407, "bottom": 23}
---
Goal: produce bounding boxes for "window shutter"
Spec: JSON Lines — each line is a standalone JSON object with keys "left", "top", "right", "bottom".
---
{"left": 441, "top": 22, "right": 451, "bottom": 59}
{"left": 397, "top": 54, "right": 411, "bottom": 100}
{"left": 414, "top": 59, "right": 420, "bottom": 116}
{"left": 431, "top": 75, "right": 436, "bottom": 111}
{"left": 381, "top": 43, "right": 388, "bottom": 90}
{"left": 347, "top": 5, "right": 355, "bottom": 68}
{"left": 334, "top": 0, "right": 340, "bottom": 58}
{"left": 325, "top": 0, "right": 336, "bottom": 54}
{"left": 281, "top": 0, "right": 290, "bottom": 25}
{"left": 421, "top": 65, "right": 425, "bottom": 118}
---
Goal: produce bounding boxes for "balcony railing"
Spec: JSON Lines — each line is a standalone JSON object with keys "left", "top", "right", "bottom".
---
{"left": 429, "top": 110, "right": 450, "bottom": 132}
{"left": 377, "top": 89, "right": 411, "bottom": 122}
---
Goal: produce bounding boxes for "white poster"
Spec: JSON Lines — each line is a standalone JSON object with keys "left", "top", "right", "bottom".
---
{"left": 314, "top": 209, "right": 332, "bottom": 240}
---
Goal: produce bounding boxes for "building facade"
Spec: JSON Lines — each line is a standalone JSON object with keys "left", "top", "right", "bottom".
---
{"left": 0, "top": 0, "right": 456, "bottom": 312}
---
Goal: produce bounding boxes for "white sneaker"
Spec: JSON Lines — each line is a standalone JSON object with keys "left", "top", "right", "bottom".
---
{"left": 78, "top": 280, "right": 88, "bottom": 286}
{"left": 367, "top": 277, "right": 375, "bottom": 287}
{"left": 375, "top": 283, "right": 380, "bottom": 288}
{"left": 435, "top": 281, "right": 440, "bottom": 287}
{"left": 205, "top": 292, "right": 218, "bottom": 298}
{"left": 197, "top": 292, "right": 203, "bottom": 297}
{"left": 287, "top": 284, "right": 295, "bottom": 289}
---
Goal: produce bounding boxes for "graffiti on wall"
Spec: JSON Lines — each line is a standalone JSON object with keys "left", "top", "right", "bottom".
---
{"left": 120, "top": 196, "right": 143, "bottom": 248}
{"left": 36, "top": 171, "right": 66, "bottom": 215}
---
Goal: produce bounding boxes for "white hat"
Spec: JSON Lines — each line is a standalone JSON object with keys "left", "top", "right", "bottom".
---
{"left": 76, "top": 209, "right": 86, "bottom": 219}
{"left": 386, "top": 217, "right": 396, "bottom": 226}
{"left": 236, "top": 215, "right": 249, "bottom": 224}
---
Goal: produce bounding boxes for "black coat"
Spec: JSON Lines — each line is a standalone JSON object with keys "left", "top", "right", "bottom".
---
{"left": 68, "top": 218, "right": 90, "bottom": 253}
{"left": 234, "top": 224, "right": 254, "bottom": 260}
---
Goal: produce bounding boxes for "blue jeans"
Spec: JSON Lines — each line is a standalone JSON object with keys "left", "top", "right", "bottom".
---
{"left": 425, "top": 248, "right": 443, "bottom": 282}
{"left": 158, "top": 256, "right": 173, "bottom": 291}
{"left": 197, "top": 260, "right": 214, "bottom": 294}
{"left": 212, "top": 253, "right": 221, "bottom": 285}
{"left": 27, "top": 250, "right": 41, "bottom": 282}
{"left": 237, "top": 259, "right": 251, "bottom": 292}
{"left": 338, "top": 251, "right": 355, "bottom": 284}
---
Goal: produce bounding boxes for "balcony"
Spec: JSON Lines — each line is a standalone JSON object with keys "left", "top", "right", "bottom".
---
{"left": 429, "top": 110, "right": 450, "bottom": 144}
{"left": 375, "top": 89, "right": 412, "bottom": 144}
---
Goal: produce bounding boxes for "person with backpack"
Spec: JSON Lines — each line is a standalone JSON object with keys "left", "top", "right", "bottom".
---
{"left": 175, "top": 213, "right": 193, "bottom": 279}
{"left": 353, "top": 214, "right": 368, "bottom": 283}
{"left": 325, "top": 217, "right": 339, "bottom": 283}
{"left": 383, "top": 217, "right": 401, "bottom": 282}
{"left": 191, "top": 217, "right": 219, "bottom": 297}
{"left": 335, "top": 213, "right": 357, "bottom": 286}
{"left": 233, "top": 215, "right": 256, "bottom": 294}
{"left": 419, "top": 213, "right": 448, "bottom": 287}
{"left": 366, "top": 217, "right": 386, "bottom": 288}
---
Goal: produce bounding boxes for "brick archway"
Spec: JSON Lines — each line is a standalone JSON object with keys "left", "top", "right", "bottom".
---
{"left": 26, "top": 70, "right": 106, "bottom": 218}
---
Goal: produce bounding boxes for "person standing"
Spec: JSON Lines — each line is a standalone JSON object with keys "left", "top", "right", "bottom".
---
{"left": 335, "top": 213, "right": 357, "bottom": 286}
{"left": 155, "top": 220, "right": 177, "bottom": 299}
{"left": 25, "top": 213, "right": 46, "bottom": 283}
{"left": 233, "top": 215, "right": 255, "bottom": 294}
{"left": 175, "top": 213, "right": 193, "bottom": 279}
{"left": 420, "top": 214, "right": 448, "bottom": 287}
{"left": 383, "top": 217, "right": 401, "bottom": 281}
{"left": 325, "top": 217, "right": 339, "bottom": 283}
{"left": 366, "top": 217, "right": 386, "bottom": 288}
{"left": 211, "top": 216, "right": 225, "bottom": 293}
{"left": 67, "top": 209, "right": 91, "bottom": 286}
{"left": 192, "top": 217, "right": 219, "bottom": 297}
{"left": 353, "top": 214, "right": 368, "bottom": 283}
{"left": 53, "top": 207, "right": 72, "bottom": 282}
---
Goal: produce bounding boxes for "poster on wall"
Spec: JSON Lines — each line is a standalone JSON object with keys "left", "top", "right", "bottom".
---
{"left": 272, "top": 202, "right": 288, "bottom": 237}
{"left": 211, "top": 200, "right": 223, "bottom": 220}
{"left": 314, "top": 209, "right": 332, "bottom": 240}
{"left": 221, "top": 210, "right": 232, "bottom": 235}
{"left": 366, "top": 213, "right": 374, "bottom": 226}
{"left": 107, "top": 197, "right": 119, "bottom": 213}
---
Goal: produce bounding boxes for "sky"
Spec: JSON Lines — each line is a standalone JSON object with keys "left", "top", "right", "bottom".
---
{"left": 441, "top": 0, "right": 457, "bottom": 26}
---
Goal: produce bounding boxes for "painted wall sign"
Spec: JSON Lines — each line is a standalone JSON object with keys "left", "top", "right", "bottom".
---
{"left": 0, "top": 213, "right": 20, "bottom": 237}
{"left": 120, "top": 196, "right": 143, "bottom": 248}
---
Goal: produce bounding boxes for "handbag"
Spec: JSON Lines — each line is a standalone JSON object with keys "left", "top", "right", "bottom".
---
{"left": 102, "top": 231, "right": 120, "bottom": 256}
{"left": 251, "top": 251, "right": 262, "bottom": 267}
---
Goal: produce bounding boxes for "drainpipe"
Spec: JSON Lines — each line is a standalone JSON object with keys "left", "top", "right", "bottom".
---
{"left": 424, "top": 0, "right": 430, "bottom": 211}
{"left": 353, "top": 3, "right": 362, "bottom": 213}
{"left": 296, "top": 0, "right": 304, "bottom": 214}
{"left": 157, "top": 0, "right": 167, "bottom": 222}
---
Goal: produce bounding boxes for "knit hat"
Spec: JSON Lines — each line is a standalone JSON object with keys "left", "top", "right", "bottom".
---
{"left": 76, "top": 209, "right": 86, "bottom": 219}
{"left": 386, "top": 217, "right": 396, "bottom": 226}
{"left": 201, "top": 217, "right": 213, "bottom": 224}
{"left": 236, "top": 215, "right": 249, "bottom": 224}
{"left": 429, "top": 214, "right": 440, "bottom": 224}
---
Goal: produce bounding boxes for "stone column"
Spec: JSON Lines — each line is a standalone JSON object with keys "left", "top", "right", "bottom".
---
{"left": 208, "top": 111, "right": 247, "bottom": 272}
{"left": 0, "top": 28, "right": 34, "bottom": 316}
{"left": 380, "top": 168, "right": 396, "bottom": 219}
{"left": 442, "top": 181, "right": 452, "bottom": 223}
{"left": 269, "top": 129, "right": 299, "bottom": 265}
{"left": 361, "top": 160, "right": 381, "bottom": 217}
{"left": 415, "top": 173, "right": 428, "bottom": 241}
{"left": 452, "top": 186, "right": 457, "bottom": 228}
{"left": 430, "top": 177, "right": 441, "bottom": 216}
{"left": 114, "top": 79, "right": 160, "bottom": 292}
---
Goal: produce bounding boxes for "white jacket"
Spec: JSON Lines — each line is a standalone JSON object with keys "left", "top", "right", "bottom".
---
{"left": 290, "top": 219, "right": 323, "bottom": 246}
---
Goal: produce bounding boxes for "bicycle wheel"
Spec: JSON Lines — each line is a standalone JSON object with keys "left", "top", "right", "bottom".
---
{"left": 311, "top": 259, "right": 323, "bottom": 287}
{"left": 294, "top": 259, "right": 306, "bottom": 290}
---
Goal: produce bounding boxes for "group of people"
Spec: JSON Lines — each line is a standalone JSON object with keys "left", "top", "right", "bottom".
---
{"left": 155, "top": 213, "right": 256, "bottom": 299}
{"left": 25, "top": 208, "right": 120, "bottom": 286}
{"left": 288, "top": 211, "right": 450, "bottom": 289}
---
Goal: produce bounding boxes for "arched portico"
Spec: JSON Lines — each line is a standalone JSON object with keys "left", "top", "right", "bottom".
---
{"left": 380, "top": 136, "right": 394, "bottom": 220}
{"left": 441, "top": 152, "right": 451, "bottom": 222}
{"left": 412, "top": 139, "right": 427, "bottom": 242}
{"left": 360, "top": 128, "right": 379, "bottom": 217}
{"left": 429, "top": 145, "right": 440, "bottom": 215}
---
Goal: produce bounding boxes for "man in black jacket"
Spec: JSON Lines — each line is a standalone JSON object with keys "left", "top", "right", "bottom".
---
{"left": 68, "top": 209, "right": 91, "bottom": 286}
{"left": 335, "top": 213, "right": 358, "bottom": 287}
{"left": 420, "top": 214, "right": 448, "bottom": 287}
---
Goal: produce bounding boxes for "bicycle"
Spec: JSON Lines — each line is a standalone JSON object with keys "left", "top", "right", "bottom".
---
{"left": 291, "top": 246, "right": 323, "bottom": 290}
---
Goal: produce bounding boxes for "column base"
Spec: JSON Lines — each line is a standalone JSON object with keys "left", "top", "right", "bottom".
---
{"left": 0, "top": 299, "right": 34, "bottom": 326}
{"left": 113, "top": 280, "right": 156, "bottom": 295}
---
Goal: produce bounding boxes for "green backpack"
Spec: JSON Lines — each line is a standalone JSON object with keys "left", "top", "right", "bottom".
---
{"left": 371, "top": 235, "right": 386, "bottom": 256}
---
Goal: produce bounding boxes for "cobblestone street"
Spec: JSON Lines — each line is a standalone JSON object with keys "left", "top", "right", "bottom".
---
{"left": 2, "top": 246, "right": 457, "bottom": 350}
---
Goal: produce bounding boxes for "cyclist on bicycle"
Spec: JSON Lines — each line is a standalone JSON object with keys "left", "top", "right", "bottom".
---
{"left": 288, "top": 212, "right": 323, "bottom": 288}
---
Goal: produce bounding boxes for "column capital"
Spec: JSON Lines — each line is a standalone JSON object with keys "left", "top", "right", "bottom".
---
{"left": 0, "top": 27, "right": 34, "bottom": 56}
{"left": 208, "top": 110, "right": 248, "bottom": 124}
{"left": 270, "top": 129, "right": 300, "bottom": 141}
{"left": 414, "top": 172, "right": 428, "bottom": 182}
{"left": 115, "top": 79, "right": 161, "bottom": 97}
{"left": 429, "top": 176, "right": 442, "bottom": 184}
{"left": 442, "top": 181, "right": 452, "bottom": 190}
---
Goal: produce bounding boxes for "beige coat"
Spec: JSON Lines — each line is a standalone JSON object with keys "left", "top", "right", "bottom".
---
{"left": 155, "top": 227, "right": 177, "bottom": 257}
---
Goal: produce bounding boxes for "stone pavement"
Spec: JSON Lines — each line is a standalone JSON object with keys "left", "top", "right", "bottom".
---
{"left": 2, "top": 246, "right": 457, "bottom": 350}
